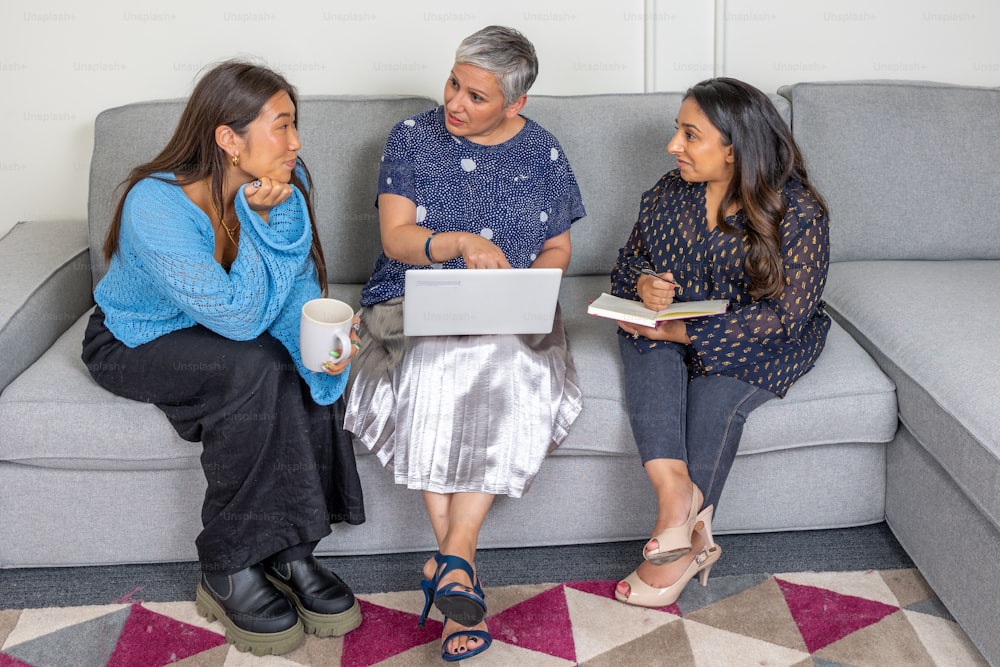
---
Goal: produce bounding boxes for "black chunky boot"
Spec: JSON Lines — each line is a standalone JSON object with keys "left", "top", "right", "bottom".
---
{"left": 263, "top": 555, "right": 363, "bottom": 637}
{"left": 196, "top": 564, "right": 304, "bottom": 655}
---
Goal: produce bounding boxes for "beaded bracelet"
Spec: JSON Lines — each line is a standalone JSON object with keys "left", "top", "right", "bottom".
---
{"left": 424, "top": 231, "right": 438, "bottom": 263}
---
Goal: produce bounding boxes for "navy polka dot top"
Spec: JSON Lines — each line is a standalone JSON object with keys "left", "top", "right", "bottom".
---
{"left": 360, "top": 106, "right": 586, "bottom": 306}
{"left": 611, "top": 170, "right": 830, "bottom": 397}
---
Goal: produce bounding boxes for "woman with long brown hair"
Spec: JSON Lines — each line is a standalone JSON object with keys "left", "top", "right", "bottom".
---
{"left": 82, "top": 60, "right": 364, "bottom": 656}
{"left": 610, "top": 77, "right": 830, "bottom": 607}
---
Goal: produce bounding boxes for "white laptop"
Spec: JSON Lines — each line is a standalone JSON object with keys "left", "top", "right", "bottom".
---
{"left": 403, "top": 268, "right": 562, "bottom": 336}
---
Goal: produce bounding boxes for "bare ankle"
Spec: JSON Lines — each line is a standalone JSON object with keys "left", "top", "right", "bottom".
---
{"left": 654, "top": 484, "right": 701, "bottom": 528}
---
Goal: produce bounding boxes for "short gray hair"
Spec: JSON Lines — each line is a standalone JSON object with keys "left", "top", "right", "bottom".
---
{"left": 454, "top": 25, "right": 538, "bottom": 107}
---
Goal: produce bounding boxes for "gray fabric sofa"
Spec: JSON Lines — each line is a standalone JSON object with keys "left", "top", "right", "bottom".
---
{"left": 0, "top": 81, "right": 994, "bottom": 662}
{"left": 778, "top": 80, "right": 1000, "bottom": 665}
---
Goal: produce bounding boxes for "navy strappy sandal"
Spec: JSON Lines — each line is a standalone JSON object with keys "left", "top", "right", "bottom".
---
{"left": 418, "top": 553, "right": 486, "bottom": 628}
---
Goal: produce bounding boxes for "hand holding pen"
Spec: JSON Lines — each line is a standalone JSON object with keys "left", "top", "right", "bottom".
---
{"left": 636, "top": 266, "right": 681, "bottom": 292}
{"left": 631, "top": 264, "right": 680, "bottom": 311}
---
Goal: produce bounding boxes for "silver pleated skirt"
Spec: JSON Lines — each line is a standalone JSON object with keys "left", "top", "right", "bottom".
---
{"left": 344, "top": 298, "right": 582, "bottom": 498}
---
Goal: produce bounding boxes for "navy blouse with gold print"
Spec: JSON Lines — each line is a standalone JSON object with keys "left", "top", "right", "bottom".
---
{"left": 611, "top": 169, "right": 830, "bottom": 398}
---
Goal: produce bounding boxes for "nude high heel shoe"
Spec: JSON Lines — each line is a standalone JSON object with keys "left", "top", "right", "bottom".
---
{"left": 643, "top": 486, "right": 700, "bottom": 565}
{"left": 617, "top": 506, "right": 721, "bottom": 608}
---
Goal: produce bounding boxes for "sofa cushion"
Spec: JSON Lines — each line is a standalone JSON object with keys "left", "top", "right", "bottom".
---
{"left": 554, "top": 275, "right": 897, "bottom": 457}
{"left": 0, "top": 280, "right": 360, "bottom": 471}
{"left": 88, "top": 95, "right": 438, "bottom": 286}
{"left": 0, "top": 275, "right": 898, "bottom": 473}
{"left": 780, "top": 81, "right": 1000, "bottom": 263}
{"left": 824, "top": 260, "right": 1000, "bottom": 530}
{"left": 0, "top": 311, "right": 199, "bottom": 471}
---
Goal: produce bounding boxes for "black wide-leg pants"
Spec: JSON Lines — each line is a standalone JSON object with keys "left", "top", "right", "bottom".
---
{"left": 82, "top": 307, "right": 364, "bottom": 574}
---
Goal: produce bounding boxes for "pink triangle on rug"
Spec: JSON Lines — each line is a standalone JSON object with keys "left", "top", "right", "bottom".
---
{"left": 105, "top": 604, "right": 226, "bottom": 667}
{"left": 565, "top": 579, "right": 618, "bottom": 600}
{"left": 488, "top": 584, "right": 575, "bottom": 662}
{"left": 776, "top": 577, "right": 899, "bottom": 653}
{"left": 341, "top": 599, "right": 444, "bottom": 667}
{"left": 0, "top": 654, "right": 34, "bottom": 667}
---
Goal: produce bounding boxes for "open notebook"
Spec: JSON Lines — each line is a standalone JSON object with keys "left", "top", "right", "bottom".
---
{"left": 403, "top": 268, "right": 562, "bottom": 336}
{"left": 587, "top": 292, "right": 729, "bottom": 327}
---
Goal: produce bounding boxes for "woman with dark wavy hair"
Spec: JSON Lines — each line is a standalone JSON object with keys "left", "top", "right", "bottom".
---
{"left": 610, "top": 77, "right": 830, "bottom": 607}
{"left": 82, "top": 60, "right": 364, "bottom": 655}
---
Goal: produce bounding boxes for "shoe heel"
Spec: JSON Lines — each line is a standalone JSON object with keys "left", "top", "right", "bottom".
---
{"left": 693, "top": 507, "right": 721, "bottom": 589}
{"left": 695, "top": 543, "right": 722, "bottom": 587}
{"left": 195, "top": 587, "right": 218, "bottom": 624}
{"left": 697, "top": 505, "right": 716, "bottom": 547}
{"left": 428, "top": 553, "right": 486, "bottom": 628}
{"left": 418, "top": 579, "right": 434, "bottom": 627}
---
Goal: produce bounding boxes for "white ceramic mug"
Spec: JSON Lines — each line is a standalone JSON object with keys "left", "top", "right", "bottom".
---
{"left": 300, "top": 298, "right": 354, "bottom": 372}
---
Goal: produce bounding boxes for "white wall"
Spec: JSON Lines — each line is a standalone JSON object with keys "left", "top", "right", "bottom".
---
{"left": 1, "top": 0, "right": 997, "bottom": 239}
{"left": 717, "top": 0, "right": 1000, "bottom": 89}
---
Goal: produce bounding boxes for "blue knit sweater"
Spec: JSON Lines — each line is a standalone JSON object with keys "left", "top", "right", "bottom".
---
{"left": 93, "top": 173, "right": 347, "bottom": 404}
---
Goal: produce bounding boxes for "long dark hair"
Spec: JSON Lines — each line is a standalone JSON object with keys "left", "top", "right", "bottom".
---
{"left": 102, "top": 60, "right": 328, "bottom": 290}
{"left": 686, "top": 77, "right": 826, "bottom": 300}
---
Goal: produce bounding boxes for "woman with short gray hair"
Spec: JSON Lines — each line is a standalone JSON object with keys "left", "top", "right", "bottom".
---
{"left": 346, "top": 25, "right": 585, "bottom": 662}
{"left": 454, "top": 24, "right": 539, "bottom": 106}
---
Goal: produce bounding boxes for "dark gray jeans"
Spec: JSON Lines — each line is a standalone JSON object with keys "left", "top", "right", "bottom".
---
{"left": 618, "top": 336, "right": 775, "bottom": 511}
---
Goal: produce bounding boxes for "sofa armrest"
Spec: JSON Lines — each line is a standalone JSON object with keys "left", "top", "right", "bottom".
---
{"left": 0, "top": 220, "right": 93, "bottom": 393}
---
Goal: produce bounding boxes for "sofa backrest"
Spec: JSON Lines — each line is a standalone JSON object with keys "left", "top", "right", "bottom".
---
{"left": 88, "top": 95, "right": 437, "bottom": 285}
{"left": 89, "top": 91, "right": 796, "bottom": 284}
{"left": 525, "top": 92, "right": 791, "bottom": 277}
{"left": 780, "top": 80, "right": 1000, "bottom": 263}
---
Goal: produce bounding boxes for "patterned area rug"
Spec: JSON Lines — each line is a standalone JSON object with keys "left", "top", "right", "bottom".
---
{"left": 0, "top": 568, "right": 987, "bottom": 666}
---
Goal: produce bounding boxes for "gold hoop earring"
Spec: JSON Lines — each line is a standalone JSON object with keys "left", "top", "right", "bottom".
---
{"left": 231, "top": 154, "right": 239, "bottom": 167}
